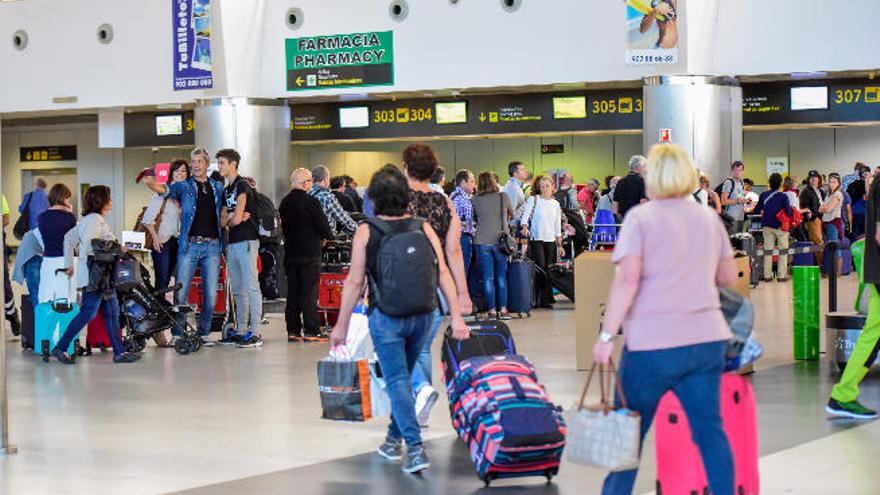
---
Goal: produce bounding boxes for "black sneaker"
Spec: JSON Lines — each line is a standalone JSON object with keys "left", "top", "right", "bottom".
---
{"left": 51, "top": 347, "right": 76, "bottom": 365}
{"left": 287, "top": 332, "right": 303, "bottom": 342}
{"left": 113, "top": 352, "right": 142, "bottom": 364}
{"left": 235, "top": 332, "right": 263, "bottom": 348}
{"left": 302, "top": 329, "right": 329, "bottom": 342}
{"left": 217, "top": 333, "right": 241, "bottom": 346}
{"left": 199, "top": 335, "right": 216, "bottom": 348}
{"left": 826, "top": 398, "right": 878, "bottom": 420}
{"left": 403, "top": 446, "right": 430, "bottom": 474}
{"left": 376, "top": 437, "right": 403, "bottom": 461}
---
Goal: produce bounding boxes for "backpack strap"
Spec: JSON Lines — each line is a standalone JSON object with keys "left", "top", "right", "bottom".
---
{"left": 365, "top": 216, "right": 390, "bottom": 233}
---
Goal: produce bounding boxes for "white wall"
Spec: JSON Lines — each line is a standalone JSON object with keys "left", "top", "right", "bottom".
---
{"left": 714, "top": 0, "right": 880, "bottom": 76}
{"left": 0, "top": 0, "right": 220, "bottom": 113}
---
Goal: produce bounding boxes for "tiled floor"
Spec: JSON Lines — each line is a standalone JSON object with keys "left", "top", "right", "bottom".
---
{"left": 0, "top": 274, "right": 876, "bottom": 494}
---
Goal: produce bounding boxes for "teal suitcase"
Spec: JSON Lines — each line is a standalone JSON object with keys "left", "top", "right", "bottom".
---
{"left": 34, "top": 300, "right": 80, "bottom": 362}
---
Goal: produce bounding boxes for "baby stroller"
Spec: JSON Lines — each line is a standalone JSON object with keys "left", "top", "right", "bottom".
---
{"left": 102, "top": 243, "right": 202, "bottom": 355}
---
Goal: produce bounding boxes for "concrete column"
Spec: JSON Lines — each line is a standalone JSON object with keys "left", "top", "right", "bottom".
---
{"left": 643, "top": 76, "right": 743, "bottom": 185}
{"left": 0, "top": 115, "right": 17, "bottom": 456}
{"left": 194, "top": 98, "right": 291, "bottom": 203}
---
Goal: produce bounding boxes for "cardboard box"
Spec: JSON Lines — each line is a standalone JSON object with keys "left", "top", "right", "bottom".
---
{"left": 732, "top": 255, "right": 751, "bottom": 299}
{"left": 574, "top": 251, "right": 619, "bottom": 370}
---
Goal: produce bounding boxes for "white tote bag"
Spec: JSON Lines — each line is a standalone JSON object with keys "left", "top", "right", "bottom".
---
{"left": 328, "top": 304, "right": 373, "bottom": 361}
{"left": 567, "top": 359, "right": 641, "bottom": 472}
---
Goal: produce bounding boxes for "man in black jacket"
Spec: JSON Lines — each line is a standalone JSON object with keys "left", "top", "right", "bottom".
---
{"left": 279, "top": 168, "right": 333, "bottom": 342}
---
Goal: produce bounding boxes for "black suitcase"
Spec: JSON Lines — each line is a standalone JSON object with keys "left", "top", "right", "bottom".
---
{"left": 545, "top": 265, "right": 575, "bottom": 302}
{"left": 441, "top": 320, "right": 516, "bottom": 387}
{"left": 21, "top": 294, "right": 34, "bottom": 351}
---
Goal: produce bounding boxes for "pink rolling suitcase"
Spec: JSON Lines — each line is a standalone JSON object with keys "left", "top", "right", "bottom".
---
{"left": 655, "top": 373, "right": 759, "bottom": 495}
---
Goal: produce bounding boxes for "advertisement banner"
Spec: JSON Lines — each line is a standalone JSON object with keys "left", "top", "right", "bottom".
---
{"left": 173, "top": 0, "right": 213, "bottom": 91}
{"left": 625, "top": 0, "right": 679, "bottom": 65}
{"left": 766, "top": 156, "right": 789, "bottom": 176}
{"left": 286, "top": 31, "right": 394, "bottom": 91}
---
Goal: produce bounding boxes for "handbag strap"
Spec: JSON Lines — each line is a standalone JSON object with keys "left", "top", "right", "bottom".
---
{"left": 576, "top": 357, "right": 630, "bottom": 412}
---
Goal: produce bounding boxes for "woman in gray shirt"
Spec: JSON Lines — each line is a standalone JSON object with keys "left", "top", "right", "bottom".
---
{"left": 471, "top": 172, "right": 514, "bottom": 319}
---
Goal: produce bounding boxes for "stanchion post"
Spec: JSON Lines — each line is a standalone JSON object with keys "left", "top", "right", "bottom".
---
{"left": 0, "top": 123, "right": 16, "bottom": 455}
{"left": 792, "top": 264, "right": 821, "bottom": 360}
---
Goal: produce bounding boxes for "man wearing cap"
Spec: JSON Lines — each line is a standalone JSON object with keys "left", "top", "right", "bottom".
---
{"left": 799, "top": 170, "right": 826, "bottom": 258}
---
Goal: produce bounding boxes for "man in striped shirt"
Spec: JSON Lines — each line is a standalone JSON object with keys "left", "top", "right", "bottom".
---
{"left": 308, "top": 165, "right": 357, "bottom": 236}
{"left": 450, "top": 170, "right": 476, "bottom": 277}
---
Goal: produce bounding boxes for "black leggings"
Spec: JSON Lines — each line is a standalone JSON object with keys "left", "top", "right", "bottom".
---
{"left": 529, "top": 241, "right": 557, "bottom": 307}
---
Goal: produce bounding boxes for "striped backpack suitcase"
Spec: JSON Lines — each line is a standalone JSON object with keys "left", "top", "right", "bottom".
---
{"left": 450, "top": 355, "right": 566, "bottom": 486}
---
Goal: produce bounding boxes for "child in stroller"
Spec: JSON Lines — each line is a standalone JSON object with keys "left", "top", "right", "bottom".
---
{"left": 108, "top": 246, "right": 203, "bottom": 355}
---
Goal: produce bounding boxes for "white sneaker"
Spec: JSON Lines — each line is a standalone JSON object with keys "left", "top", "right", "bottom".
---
{"left": 414, "top": 385, "right": 439, "bottom": 428}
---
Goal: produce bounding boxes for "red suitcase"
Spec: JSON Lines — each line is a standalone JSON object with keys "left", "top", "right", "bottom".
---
{"left": 318, "top": 265, "right": 348, "bottom": 327}
{"left": 656, "top": 373, "right": 759, "bottom": 495}
{"left": 188, "top": 263, "right": 228, "bottom": 332}
{"left": 86, "top": 310, "right": 122, "bottom": 352}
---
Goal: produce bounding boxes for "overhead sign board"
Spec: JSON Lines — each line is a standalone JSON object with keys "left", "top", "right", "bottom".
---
{"left": 290, "top": 89, "right": 643, "bottom": 142}
{"left": 743, "top": 79, "right": 880, "bottom": 126}
{"left": 20, "top": 146, "right": 77, "bottom": 162}
{"left": 125, "top": 112, "right": 196, "bottom": 147}
{"left": 286, "top": 31, "right": 394, "bottom": 91}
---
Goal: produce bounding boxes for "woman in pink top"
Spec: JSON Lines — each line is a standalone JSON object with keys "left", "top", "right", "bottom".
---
{"left": 593, "top": 144, "right": 737, "bottom": 495}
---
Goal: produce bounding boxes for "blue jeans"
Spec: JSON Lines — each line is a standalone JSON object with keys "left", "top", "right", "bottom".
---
{"left": 369, "top": 309, "right": 435, "bottom": 447}
{"left": 460, "top": 233, "right": 474, "bottom": 277}
{"left": 174, "top": 239, "right": 221, "bottom": 336}
{"left": 55, "top": 291, "right": 124, "bottom": 356}
{"left": 151, "top": 237, "right": 178, "bottom": 290}
{"left": 411, "top": 309, "right": 444, "bottom": 393}
{"left": 602, "top": 341, "right": 733, "bottom": 495}
{"left": 23, "top": 256, "right": 42, "bottom": 302}
{"left": 226, "top": 240, "right": 262, "bottom": 334}
{"left": 476, "top": 244, "right": 509, "bottom": 311}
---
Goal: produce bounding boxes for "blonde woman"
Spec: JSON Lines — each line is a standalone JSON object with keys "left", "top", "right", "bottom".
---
{"left": 593, "top": 144, "right": 736, "bottom": 495}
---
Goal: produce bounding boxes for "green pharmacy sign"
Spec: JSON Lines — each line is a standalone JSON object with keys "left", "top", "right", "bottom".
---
{"left": 286, "top": 31, "right": 394, "bottom": 91}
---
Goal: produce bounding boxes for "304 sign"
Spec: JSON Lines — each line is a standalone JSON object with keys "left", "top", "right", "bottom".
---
{"left": 373, "top": 107, "right": 433, "bottom": 124}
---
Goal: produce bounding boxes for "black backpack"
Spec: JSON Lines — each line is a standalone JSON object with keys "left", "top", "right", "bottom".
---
{"left": 253, "top": 191, "right": 280, "bottom": 238}
{"left": 714, "top": 178, "right": 734, "bottom": 198}
{"left": 366, "top": 218, "right": 438, "bottom": 317}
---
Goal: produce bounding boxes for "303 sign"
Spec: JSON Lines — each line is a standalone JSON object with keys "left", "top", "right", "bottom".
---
{"left": 373, "top": 107, "right": 433, "bottom": 124}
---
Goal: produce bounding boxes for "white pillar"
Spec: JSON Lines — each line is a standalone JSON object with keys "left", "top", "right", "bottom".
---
{"left": 643, "top": 75, "right": 743, "bottom": 185}
{"left": 0, "top": 114, "right": 18, "bottom": 456}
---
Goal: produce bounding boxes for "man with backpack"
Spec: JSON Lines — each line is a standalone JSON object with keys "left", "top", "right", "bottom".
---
{"left": 718, "top": 160, "right": 750, "bottom": 234}
{"left": 217, "top": 149, "right": 262, "bottom": 348}
{"left": 330, "top": 165, "right": 469, "bottom": 474}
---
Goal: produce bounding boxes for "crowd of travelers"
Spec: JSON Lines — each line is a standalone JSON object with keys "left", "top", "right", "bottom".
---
{"left": 3, "top": 141, "right": 879, "bottom": 488}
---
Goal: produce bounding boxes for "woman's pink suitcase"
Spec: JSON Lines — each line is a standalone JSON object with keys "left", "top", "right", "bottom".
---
{"left": 655, "top": 373, "right": 759, "bottom": 495}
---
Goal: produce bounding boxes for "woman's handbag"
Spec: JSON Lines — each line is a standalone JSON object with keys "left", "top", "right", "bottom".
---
{"left": 567, "top": 358, "right": 641, "bottom": 471}
{"left": 497, "top": 193, "right": 518, "bottom": 255}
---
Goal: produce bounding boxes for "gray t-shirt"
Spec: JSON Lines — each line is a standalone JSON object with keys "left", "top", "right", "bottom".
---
{"left": 722, "top": 178, "right": 745, "bottom": 221}
{"left": 472, "top": 192, "right": 514, "bottom": 246}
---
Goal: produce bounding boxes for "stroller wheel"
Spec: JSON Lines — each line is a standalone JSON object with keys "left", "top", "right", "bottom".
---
{"left": 123, "top": 338, "right": 136, "bottom": 353}
{"left": 189, "top": 335, "right": 202, "bottom": 352}
{"left": 133, "top": 335, "right": 147, "bottom": 352}
{"left": 174, "top": 338, "right": 191, "bottom": 355}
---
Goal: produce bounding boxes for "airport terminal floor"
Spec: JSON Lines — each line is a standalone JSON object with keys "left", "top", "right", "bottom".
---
{"left": 1, "top": 276, "right": 878, "bottom": 495}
